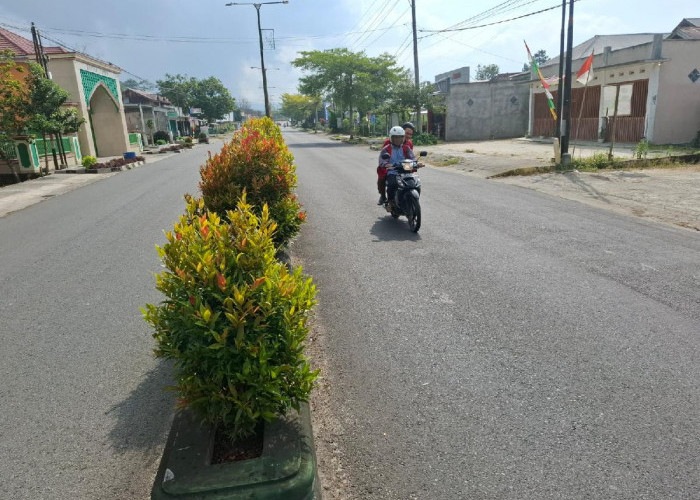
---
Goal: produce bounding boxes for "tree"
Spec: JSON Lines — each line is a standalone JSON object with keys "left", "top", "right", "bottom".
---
{"left": 280, "top": 93, "right": 320, "bottom": 127}
{"left": 157, "top": 73, "right": 197, "bottom": 110}
{"left": 0, "top": 53, "right": 85, "bottom": 176}
{"left": 146, "top": 118, "right": 155, "bottom": 145}
{"left": 23, "top": 64, "right": 73, "bottom": 173}
{"left": 522, "top": 49, "right": 548, "bottom": 72}
{"left": 157, "top": 74, "right": 236, "bottom": 124}
{"left": 191, "top": 77, "right": 236, "bottom": 125}
{"left": 0, "top": 50, "right": 30, "bottom": 181}
{"left": 292, "top": 48, "right": 406, "bottom": 137}
{"left": 475, "top": 64, "right": 500, "bottom": 81}
{"left": 121, "top": 77, "right": 154, "bottom": 91}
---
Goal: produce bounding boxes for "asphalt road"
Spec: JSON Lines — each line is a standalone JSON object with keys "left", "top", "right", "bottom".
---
{"left": 286, "top": 130, "right": 700, "bottom": 499}
{"left": 0, "top": 144, "right": 215, "bottom": 499}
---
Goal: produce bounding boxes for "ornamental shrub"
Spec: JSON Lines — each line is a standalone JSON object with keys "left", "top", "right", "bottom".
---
{"left": 82, "top": 155, "right": 97, "bottom": 168}
{"left": 143, "top": 195, "right": 318, "bottom": 440}
{"left": 199, "top": 117, "right": 305, "bottom": 248}
{"left": 154, "top": 130, "right": 170, "bottom": 143}
{"left": 413, "top": 132, "right": 438, "bottom": 146}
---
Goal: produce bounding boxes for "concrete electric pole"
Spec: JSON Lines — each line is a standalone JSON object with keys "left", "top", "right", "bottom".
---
{"left": 226, "top": 1, "right": 288, "bottom": 118}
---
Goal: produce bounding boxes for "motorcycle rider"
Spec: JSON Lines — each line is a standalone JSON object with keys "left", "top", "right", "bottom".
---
{"left": 381, "top": 122, "right": 415, "bottom": 150}
{"left": 377, "top": 126, "right": 416, "bottom": 205}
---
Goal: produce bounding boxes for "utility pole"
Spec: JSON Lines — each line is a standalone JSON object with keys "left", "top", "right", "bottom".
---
{"left": 226, "top": 1, "right": 288, "bottom": 118}
{"left": 31, "top": 23, "right": 65, "bottom": 172}
{"left": 560, "top": 0, "right": 574, "bottom": 165}
{"left": 411, "top": 0, "right": 421, "bottom": 133}
{"left": 555, "top": 0, "right": 566, "bottom": 142}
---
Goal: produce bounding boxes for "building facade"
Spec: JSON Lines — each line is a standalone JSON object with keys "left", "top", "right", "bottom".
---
{"left": 530, "top": 19, "right": 700, "bottom": 144}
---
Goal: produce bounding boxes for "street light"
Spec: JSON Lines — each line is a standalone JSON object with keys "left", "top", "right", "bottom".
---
{"left": 226, "top": 1, "right": 289, "bottom": 118}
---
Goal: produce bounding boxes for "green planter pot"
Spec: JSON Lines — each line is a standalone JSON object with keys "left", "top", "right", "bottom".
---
{"left": 152, "top": 402, "right": 319, "bottom": 500}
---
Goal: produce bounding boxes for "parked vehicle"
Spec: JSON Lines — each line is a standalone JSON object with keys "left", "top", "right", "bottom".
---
{"left": 381, "top": 151, "right": 427, "bottom": 233}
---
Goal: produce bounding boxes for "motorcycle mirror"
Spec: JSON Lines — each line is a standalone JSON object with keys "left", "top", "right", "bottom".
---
{"left": 381, "top": 152, "right": 391, "bottom": 160}
{"left": 419, "top": 151, "right": 427, "bottom": 157}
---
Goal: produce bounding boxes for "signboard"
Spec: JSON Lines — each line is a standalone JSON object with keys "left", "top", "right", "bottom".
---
{"left": 167, "top": 111, "right": 178, "bottom": 118}
{"left": 189, "top": 107, "right": 202, "bottom": 115}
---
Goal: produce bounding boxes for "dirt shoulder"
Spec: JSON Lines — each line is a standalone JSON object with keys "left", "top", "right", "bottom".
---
{"left": 414, "top": 138, "right": 700, "bottom": 232}
{"left": 497, "top": 165, "right": 700, "bottom": 232}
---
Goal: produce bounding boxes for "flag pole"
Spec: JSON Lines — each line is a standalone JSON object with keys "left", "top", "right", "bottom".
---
{"left": 572, "top": 51, "right": 594, "bottom": 157}
{"left": 571, "top": 85, "right": 588, "bottom": 157}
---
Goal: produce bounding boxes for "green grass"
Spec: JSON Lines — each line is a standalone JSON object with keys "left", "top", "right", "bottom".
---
{"left": 431, "top": 156, "right": 461, "bottom": 167}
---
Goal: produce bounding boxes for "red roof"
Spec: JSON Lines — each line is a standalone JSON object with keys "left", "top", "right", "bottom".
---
{"left": 0, "top": 26, "right": 66, "bottom": 56}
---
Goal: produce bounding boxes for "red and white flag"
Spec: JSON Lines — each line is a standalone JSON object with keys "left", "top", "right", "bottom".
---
{"left": 576, "top": 52, "right": 594, "bottom": 85}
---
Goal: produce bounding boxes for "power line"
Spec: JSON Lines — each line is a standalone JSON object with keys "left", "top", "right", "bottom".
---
{"left": 419, "top": 0, "right": 579, "bottom": 36}
{"left": 341, "top": 1, "right": 385, "bottom": 46}
{"left": 358, "top": 5, "right": 411, "bottom": 52}
{"left": 349, "top": 0, "right": 395, "bottom": 48}
{"left": 438, "top": 0, "right": 541, "bottom": 33}
{"left": 0, "top": 19, "right": 404, "bottom": 45}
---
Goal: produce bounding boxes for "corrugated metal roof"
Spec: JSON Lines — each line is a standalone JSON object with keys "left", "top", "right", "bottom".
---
{"left": 124, "top": 87, "right": 172, "bottom": 105}
{"left": 669, "top": 26, "right": 700, "bottom": 39}
{"left": 540, "top": 33, "right": 664, "bottom": 68}
{"left": 0, "top": 27, "right": 65, "bottom": 56}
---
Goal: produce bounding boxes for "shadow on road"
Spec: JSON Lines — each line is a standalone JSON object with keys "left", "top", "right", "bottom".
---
{"left": 106, "top": 360, "right": 176, "bottom": 453}
{"left": 370, "top": 216, "right": 422, "bottom": 242}
{"left": 562, "top": 172, "right": 612, "bottom": 204}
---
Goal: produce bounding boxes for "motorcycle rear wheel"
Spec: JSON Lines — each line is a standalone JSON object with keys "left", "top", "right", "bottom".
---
{"left": 407, "top": 197, "right": 421, "bottom": 232}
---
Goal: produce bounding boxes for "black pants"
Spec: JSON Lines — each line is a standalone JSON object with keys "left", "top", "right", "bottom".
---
{"left": 386, "top": 173, "right": 399, "bottom": 202}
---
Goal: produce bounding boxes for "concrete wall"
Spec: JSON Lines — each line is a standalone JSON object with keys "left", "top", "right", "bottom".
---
{"left": 446, "top": 80, "right": 530, "bottom": 141}
{"left": 435, "top": 66, "right": 470, "bottom": 85}
{"left": 653, "top": 40, "right": 700, "bottom": 144}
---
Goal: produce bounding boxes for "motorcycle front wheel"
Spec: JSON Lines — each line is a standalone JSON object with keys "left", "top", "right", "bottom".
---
{"left": 407, "top": 197, "right": 421, "bottom": 232}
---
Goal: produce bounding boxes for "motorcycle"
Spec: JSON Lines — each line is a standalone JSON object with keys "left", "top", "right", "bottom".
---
{"left": 380, "top": 151, "right": 427, "bottom": 233}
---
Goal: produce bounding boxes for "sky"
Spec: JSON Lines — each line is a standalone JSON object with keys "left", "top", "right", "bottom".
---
{"left": 0, "top": 0, "right": 695, "bottom": 111}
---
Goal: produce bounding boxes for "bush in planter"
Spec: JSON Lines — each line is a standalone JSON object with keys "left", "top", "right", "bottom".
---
{"left": 156, "top": 139, "right": 167, "bottom": 146}
{"left": 154, "top": 130, "right": 170, "bottom": 143}
{"left": 199, "top": 117, "right": 305, "bottom": 248}
{"left": 143, "top": 195, "right": 318, "bottom": 440}
{"left": 82, "top": 155, "right": 97, "bottom": 168}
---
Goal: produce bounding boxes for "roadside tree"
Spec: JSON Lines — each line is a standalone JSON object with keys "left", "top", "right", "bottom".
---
{"left": 522, "top": 50, "right": 548, "bottom": 72}
{"left": 0, "top": 50, "right": 30, "bottom": 181}
{"left": 292, "top": 48, "right": 406, "bottom": 137}
{"left": 476, "top": 63, "right": 500, "bottom": 81}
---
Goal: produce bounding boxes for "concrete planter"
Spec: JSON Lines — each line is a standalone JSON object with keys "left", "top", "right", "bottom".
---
{"left": 152, "top": 402, "right": 318, "bottom": 499}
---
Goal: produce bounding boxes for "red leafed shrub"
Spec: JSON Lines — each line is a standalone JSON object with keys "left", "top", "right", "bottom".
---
{"left": 199, "top": 117, "right": 304, "bottom": 248}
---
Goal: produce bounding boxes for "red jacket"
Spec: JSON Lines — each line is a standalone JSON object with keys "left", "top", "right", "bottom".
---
{"left": 381, "top": 138, "right": 414, "bottom": 150}
{"left": 377, "top": 142, "right": 415, "bottom": 179}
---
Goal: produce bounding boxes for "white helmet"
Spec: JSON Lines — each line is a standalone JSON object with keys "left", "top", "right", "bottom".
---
{"left": 389, "top": 126, "right": 405, "bottom": 137}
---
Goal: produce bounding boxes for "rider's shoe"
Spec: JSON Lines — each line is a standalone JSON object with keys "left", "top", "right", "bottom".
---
{"left": 377, "top": 195, "right": 387, "bottom": 205}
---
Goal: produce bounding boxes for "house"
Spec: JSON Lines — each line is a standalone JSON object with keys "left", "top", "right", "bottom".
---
{"left": 434, "top": 67, "right": 531, "bottom": 141}
{"left": 529, "top": 18, "right": 700, "bottom": 144}
{"left": 0, "top": 26, "right": 132, "bottom": 160}
{"left": 122, "top": 88, "right": 192, "bottom": 145}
